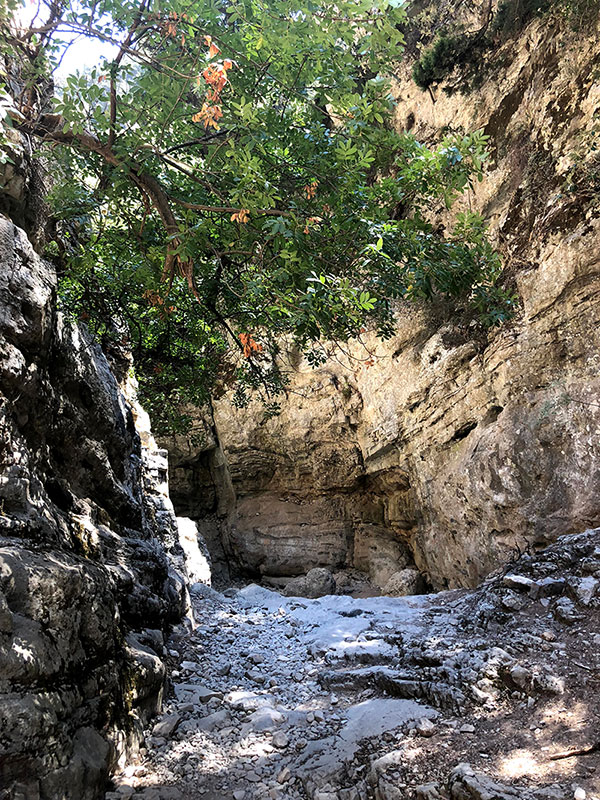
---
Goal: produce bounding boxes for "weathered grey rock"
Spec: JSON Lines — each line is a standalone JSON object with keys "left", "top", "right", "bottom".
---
{"left": 224, "top": 689, "right": 276, "bottom": 711}
{"left": 571, "top": 576, "right": 599, "bottom": 606}
{"left": 503, "top": 574, "right": 535, "bottom": 592}
{"left": 553, "top": 597, "right": 579, "bottom": 623}
{"left": 383, "top": 568, "right": 425, "bottom": 597}
{"left": 277, "top": 766, "right": 291, "bottom": 783}
{"left": 508, "top": 665, "right": 532, "bottom": 691}
{"left": 247, "top": 707, "right": 285, "bottom": 731}
{"left": 296, "top": 698, "right": 438, "bottom": 786}
{"left": 0, "top": 217, "right": 187, "bottom": 797}
{"left": 272, "top": 731, "right": 289, "bottom": 749}
{"left": 532, "top": 671, "right": 565, "bottom": 695}
{"left": 532, "top": 578, "right": 566, "bottom": 599}
{"left": 501, "top": 591, "right": 527, "bottom": 611}
{"left": 173, "top": 683, "right": 221, "bottom": 703}
{"left": 449, "top": 763, "right": 564, "bottom": 799}
{"left": 283, "top": 568, "right": 336, "bottom": 599}
{"left": 415, "top": 717, "right": 436, "bottom": 737}
{"left": 416, "top": 785, "right": 444, "bottom": 800}
{"left": 369, "top": 749, "right": 405, "bottom": 784}
{"left": 245, "top": 668, "right": 266, "bottom": 684}
{"left": 152, "top": 714, "right": 181, "bottom": 738}
{"left": 196, "top": 710, "right": 230, "bottom": 732}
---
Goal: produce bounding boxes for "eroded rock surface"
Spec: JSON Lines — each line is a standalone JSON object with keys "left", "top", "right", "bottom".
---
{"left": 162, "top": 11, "right": 600, "bottom": 590}
{"left": 0, "top": 217, "right": 187, "bottom": 798}
{"left": 111, "top": 528, "right": 600, "bottom": 800}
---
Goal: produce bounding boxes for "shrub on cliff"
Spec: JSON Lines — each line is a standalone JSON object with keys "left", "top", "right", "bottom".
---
{"left": 411, "top": 30, "right": 480, "bottom": 91}
{"left": 410, "top": 0, "right": 598, "bottom": 94}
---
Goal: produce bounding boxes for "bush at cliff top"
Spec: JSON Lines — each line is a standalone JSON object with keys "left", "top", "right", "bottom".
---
{"left": 2, "top": 0, "right": 514, "bottom": 430}
{"left": 411, "top": 0, "right": 598, "bottom": 93}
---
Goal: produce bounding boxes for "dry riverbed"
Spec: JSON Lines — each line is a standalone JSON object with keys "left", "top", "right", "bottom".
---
{"left": 107, "top": 530, "right": 600, "bottom": 800}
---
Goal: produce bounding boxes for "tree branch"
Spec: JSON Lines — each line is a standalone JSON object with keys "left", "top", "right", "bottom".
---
{"left": 163, "top": 131, "right": 229, "bottom": 155}
{"left": 171, "top": 198, "right": 292, "bottom": 217}
{"left": 108, "top": 0, "right": 148, "bottom": 148}
{"left": 16, "top": 112, "right": 185, "bottom": 275}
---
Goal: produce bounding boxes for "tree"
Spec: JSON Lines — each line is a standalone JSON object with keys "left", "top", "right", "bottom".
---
{"left": 1, "top": 0, "right": 513, "bottom": 430}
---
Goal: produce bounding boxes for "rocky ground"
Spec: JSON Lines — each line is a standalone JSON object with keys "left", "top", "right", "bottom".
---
{"left": 107, "top": 529, "right": 600, "bottom": 800}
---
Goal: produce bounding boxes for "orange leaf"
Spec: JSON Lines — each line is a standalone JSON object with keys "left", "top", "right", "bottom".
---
{"left": 192, "top": 103, "right": 223, "bottom": 129}
{"left": 203, "top": 64, "right": 228, "bottom": 91}
{"left": 209, "top": 42, "right": 220, "bottom": 58}
{"left": 303, "top": 180, "right": 319, "bottom": 199}
{"left": 223, "top": 59, "right": 233, "bottom": 70}
{"left": 238, "top": 332, "right": 262, "bottom": 357}
{"left": 230, "top": 208, "right": 250, "bottom": 224}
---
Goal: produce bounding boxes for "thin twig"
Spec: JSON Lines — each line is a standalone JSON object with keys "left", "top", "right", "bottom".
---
{"left": 108, "top": 0, "right": 148, "bottom": 148}
{"left": 549, "top": 742, "right": 600, "bottom": 761}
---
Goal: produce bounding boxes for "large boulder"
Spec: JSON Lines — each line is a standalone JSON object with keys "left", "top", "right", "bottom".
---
{"left": 449, "top": 763, "right": 564, "bottom": 799}
{"left": 383, "top": 568, "right": 426, "bottom": 597}
{"left": 283, "top": 567, "right": 337, "bottom": 598}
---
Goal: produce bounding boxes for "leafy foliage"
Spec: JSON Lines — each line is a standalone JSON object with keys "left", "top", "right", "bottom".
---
{"left": 411, "top": 30, "right": 485, "bottom": 92}
{"left": 556, "top": 0, "right": 600, "bottom": 27}
{"left": 2, "top": 0, "right": 514, "bottom": 431}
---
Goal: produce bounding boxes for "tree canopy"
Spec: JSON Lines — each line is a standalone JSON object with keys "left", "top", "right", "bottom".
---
{"left": 1, "top": 0, "right": 514, "bottom": 430}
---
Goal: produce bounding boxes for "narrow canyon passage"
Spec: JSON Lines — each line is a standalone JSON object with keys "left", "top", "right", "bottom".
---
{"left": 111, "top": 585, "right": 436, "bottom": 800}
{"left": 107, "top": 531, "right": 600, "bottom": 800}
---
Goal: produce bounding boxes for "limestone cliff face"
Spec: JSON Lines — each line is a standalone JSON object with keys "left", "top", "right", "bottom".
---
{"left": 165, "top": 10, "right": 600, "bottom": 590}
{"left": 0, "top": 216, "right": 187, "bottom": 798}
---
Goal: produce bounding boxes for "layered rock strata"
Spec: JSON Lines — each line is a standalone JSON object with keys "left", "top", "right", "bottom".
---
{"left": 163, "top": 10, "right": 600, "bottom": 590}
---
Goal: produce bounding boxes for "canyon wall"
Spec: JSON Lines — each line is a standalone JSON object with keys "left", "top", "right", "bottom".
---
{"left": 0, "top": 212, "right": 187, "bottom": 798}
{"left": 164, "top": 9, "right": 600, "bottom": 590}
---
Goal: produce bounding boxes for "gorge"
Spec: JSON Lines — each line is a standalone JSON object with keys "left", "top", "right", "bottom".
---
{"left": 1, "top": 1, "right": 600, "bottom": 799}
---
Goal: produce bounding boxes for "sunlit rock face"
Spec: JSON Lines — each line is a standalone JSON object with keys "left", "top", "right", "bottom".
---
{"left": 0, "top": 216, "right": 188, "bottom": 798}
{"left": 177, "top": 516, "right": 212, "bottom": 586}
{"left": 164, "top": 12, "right": 600, "bottom": 590}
